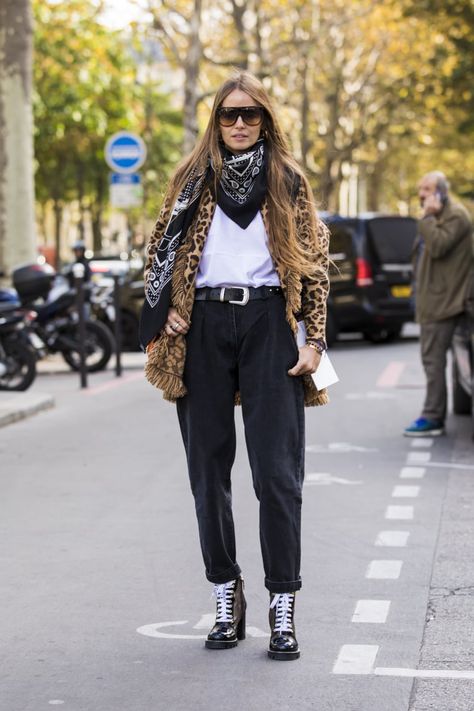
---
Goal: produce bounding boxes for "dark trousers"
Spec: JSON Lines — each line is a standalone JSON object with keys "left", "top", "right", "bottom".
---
{"left": 420, "top": 316, "right": 460, "bottom": 422}
{"left": 176, "top": 294, "right": 305, "bottom": 593}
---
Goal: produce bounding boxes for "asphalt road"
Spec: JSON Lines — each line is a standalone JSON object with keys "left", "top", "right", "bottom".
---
{"left": 1, "top": 333, "right": 473, "bottom": 711}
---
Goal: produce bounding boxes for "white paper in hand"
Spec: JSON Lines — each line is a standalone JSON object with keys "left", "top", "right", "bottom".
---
{"left": 312, "top": 351, "right": 339, "bottom": 390}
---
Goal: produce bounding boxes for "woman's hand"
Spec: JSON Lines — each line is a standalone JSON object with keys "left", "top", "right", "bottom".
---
{"left": 288, "top": 345, "right": 321, "bottom": 376}
{"left": 163, "top": 307, "right": 190, "bottom": 338}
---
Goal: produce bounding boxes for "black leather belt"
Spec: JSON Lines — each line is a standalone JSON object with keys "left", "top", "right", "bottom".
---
{"left": 194, "top": 286, "right": 282, "bottom": 306}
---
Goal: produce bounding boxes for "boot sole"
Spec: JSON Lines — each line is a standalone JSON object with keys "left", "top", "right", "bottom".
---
{"left": 268, "top": 649, "right": 300, "bottom": 661}
{"left": 205, "top": 639, "right": 239, "bottom": 650}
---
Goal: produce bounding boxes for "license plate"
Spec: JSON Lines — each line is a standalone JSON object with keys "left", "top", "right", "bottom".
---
{"left": 391, "top": 285, "right": 411, "bottom": 298}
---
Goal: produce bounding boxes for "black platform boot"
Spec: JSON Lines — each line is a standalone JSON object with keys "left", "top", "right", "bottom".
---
{"left": 268, "top": 592, "right": 300, "bottom": 660}
{"left": 205, "top": 577, "right": 246, "bottom": 649}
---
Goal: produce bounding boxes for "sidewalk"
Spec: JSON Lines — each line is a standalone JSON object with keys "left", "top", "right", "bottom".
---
{"left": 0, "top": 391, "right": 55, "bottom": 427}
{"left": 0, "top": 352, "right": 145, "bottom": 427}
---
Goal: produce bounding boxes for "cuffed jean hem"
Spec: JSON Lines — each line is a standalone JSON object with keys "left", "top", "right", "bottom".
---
{"left": 206, "top": 564, "right": 242, "bottom": 585}
{"left": 265, "top": 577, "right": 302, "bottom": 593}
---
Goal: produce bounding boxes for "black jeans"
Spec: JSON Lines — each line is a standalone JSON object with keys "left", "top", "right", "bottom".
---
{"left": 176, "top": 294, "right": 305, "bottom": 593}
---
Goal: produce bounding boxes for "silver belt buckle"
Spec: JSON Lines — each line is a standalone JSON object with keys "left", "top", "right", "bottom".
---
{"left": 229, "top": 286, "right": 250, "bottom": 306}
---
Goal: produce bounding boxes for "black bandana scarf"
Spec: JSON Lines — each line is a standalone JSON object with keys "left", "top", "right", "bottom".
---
{"left": 216, "top": 138, "right": 266, "bottom": 228}
{"left": 139, "top": 140, "right": 266, "bottom": 349}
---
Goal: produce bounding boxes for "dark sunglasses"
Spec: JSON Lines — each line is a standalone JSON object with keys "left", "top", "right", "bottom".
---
{"left": 217, "top": 106, "right": 264, "bottom": 127}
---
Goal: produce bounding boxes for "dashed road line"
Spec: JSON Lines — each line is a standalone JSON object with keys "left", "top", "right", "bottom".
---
{"left": 400, "top": 466, "right": 426, "bottom": 479}
{"left": 333, "top": 645, "right": 379, "bottom": 674}
{"left": 407, "top": 451, "right": 432, "bottom": 464}
{"left": 385, "top": 504, "right": 414, "bottom": 520}
{"left": 352, "top": 600, "right": 391, "bottom": 623}
{"left": 366, "top": 560, "right": 403, "bottom": 579}
{"left": 375, "top": 530, "right": 410, "bottom": 547}
{"left": 410, "top": 438, "right": 434, "bottom": 448}
{"left": 392, "top": 485, "right": 420, "bottom": 498}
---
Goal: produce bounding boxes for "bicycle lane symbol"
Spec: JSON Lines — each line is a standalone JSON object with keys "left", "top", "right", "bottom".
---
{"left": 137, "top": 613, "right": 267, "bottom": 640}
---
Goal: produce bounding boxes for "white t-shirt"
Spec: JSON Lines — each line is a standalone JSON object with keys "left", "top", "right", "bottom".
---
{"left": 195, "top": 206, "right": 280, "bottom": 288}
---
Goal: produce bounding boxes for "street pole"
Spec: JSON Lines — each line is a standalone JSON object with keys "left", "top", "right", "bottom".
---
{"left": 72, "top": 262, "right": 88, "bottom": 389}
{"left": 113, "top": 274, "right": 122, "bottom": 377}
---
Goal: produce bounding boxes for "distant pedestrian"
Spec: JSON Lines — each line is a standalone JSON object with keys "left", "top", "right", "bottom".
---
{"left": 71, "top": 241, "right": 92, "bottom": 283}
{"left": 404, "top": 171, "right": 473, "bottom": 437}
{"left": 140, "top": 71, "right": 330, "bottom": 660}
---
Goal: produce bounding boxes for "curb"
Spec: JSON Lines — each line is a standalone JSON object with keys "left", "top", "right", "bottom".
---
{"left": 0, "top": 392, "right": 55, "bottom": 427}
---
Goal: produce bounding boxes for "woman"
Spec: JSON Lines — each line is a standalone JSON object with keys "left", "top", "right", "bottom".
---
{"left": 140, "top": 71, "right": 330, "bottom": 661}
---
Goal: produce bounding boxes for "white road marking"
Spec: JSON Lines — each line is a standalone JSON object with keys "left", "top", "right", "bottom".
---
{"left": 48, "top": 703, "right": 65, "bottom": 706}
{"left": 304, "top": 472, "right": 363, "bottom": 486}
{"left": 333, "top": 645, "right": 379, "bottom": 674}
{"left": 419, "top": 461, "right": 474, "bottom": 471}
{"left": 375, "top": 667, "right": 474, "bottom": 680}
{"left": 333, "top": 655, "right": 474, "bottom": 679}
{"left": 376, "top": 361, "right": 406, "bottom": 388}
{"left": 306, "top": 442, "right": 378, "bottom": 453}
{"left": 193, "top": 613, "right": 215, "bottom": 629}
{"left": 352, "top": 600, "right": 391, "bottom": 623}
{"left": 366, "top": 560, "right": 403, "bottom": 579}
{"left": 410, "top": 438, "right": 434, "bottom": 448}
{"left": 407, "top": 451, "right": 432, "bottom": 464}
{"left": 375, "top": 531, "right": 410, "bottom": 547}
{"left": 392, "top": 485, "right": 420, "bottom": 498}
{"left": 345, "top": 392, "right": 397, "bottom": 400}
{"left": 400, "top": 466, "right": 426, "bottom": 479}
{"left": 385, "top": 505, "right": 414, "bottom": 520}
{"left": 137, "top": 619, "right": 267, "bottom": 640}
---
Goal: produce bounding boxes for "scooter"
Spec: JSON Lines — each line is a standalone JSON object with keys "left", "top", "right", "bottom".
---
{"left": 0, "top": 299, "right": 38, "bottom": 391}
{"left": 7, "top": 263, "right": 114, "bottom": 373}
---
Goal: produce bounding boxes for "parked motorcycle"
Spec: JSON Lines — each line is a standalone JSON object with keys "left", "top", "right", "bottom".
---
{"left": 0, "top": 297, "right": 38, "bottom": 391}
{"left": 8, "top": 263, "right": 114, "bottom": 373}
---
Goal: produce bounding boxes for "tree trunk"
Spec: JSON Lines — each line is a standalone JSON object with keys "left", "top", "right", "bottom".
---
{"left": 182, "top": 0, "right": 202, "bottom": 155}
{"left": 231, "top": 0, "right": 249, "bottom": 70}
{"left": 0, "top": 0, "right": 36, "bottom": 278}
{"left": 53, "top": 198, "right": 62, "bottom": 269}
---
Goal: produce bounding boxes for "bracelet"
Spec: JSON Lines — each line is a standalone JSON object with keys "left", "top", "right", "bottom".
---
{"left": 306, "top": 339, "right": 327, "bottom": 354}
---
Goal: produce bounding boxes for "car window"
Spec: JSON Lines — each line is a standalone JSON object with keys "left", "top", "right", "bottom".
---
{"left": 328, "top": 225, "right": 356, "bottom": 280}
{"left": 366, "top": 218, "right": 417, "bottom": 264}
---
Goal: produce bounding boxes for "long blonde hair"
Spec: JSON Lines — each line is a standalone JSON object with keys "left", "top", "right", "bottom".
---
{"left": 166, "top": 71, "right": 321, "bottom": 278}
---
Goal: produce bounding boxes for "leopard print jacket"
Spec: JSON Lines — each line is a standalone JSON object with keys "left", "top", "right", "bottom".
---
{"left": 144, "top": 182, "right": 330, "bottom": 407}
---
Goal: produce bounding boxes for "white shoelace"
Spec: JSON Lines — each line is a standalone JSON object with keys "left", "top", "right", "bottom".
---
{"left": 270, "top": 593, "right": 294, "bottom": 633}
{"left": 212, "top": 580, "right": 236, "bottom": 623}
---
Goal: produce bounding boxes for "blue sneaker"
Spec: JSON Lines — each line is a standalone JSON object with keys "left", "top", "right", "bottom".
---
{"left": 404, "top": 417, "right": 444, "bottom": 437}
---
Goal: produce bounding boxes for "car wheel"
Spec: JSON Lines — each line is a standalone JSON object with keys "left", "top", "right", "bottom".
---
{"left": 364, "top": 326, "right": 402, "bottom": 344}
{"left": 452, "top": 358, "right": 471, "bottom": 415}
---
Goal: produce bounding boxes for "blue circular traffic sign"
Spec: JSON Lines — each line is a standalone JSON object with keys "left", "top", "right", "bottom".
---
{"left": 105, "top": 131, "right": 147, "bottom": 174}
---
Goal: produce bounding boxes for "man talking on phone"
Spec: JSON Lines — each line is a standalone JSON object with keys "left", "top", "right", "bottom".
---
{"left": 404, "top": 171, "right": 473, "bottom": 437}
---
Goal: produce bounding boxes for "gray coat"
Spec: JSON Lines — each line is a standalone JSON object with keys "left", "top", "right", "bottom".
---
{"left": 413, "top": 199, "right": 473, "bottom": 323}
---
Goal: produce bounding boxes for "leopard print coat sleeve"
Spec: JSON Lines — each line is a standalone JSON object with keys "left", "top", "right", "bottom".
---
{"left": 295, "top": 183, "right": 330, "bottom": 343}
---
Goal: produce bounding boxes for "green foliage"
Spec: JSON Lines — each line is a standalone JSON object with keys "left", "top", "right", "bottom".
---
{"left": 33, "top": 0, "right": 183, "bottom": 249}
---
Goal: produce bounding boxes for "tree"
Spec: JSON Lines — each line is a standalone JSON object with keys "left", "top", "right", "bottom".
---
{"left": 0, "top": 0, "right": 36, "bottom": 276}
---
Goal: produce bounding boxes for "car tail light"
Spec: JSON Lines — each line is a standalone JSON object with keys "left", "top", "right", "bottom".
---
{"left": 356, "top": 258, "right": 373, "bottom": 287}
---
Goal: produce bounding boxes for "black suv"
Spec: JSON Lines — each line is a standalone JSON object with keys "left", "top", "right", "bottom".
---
{"left": 324, "top": 214, "right": 417, "bottom": 344}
